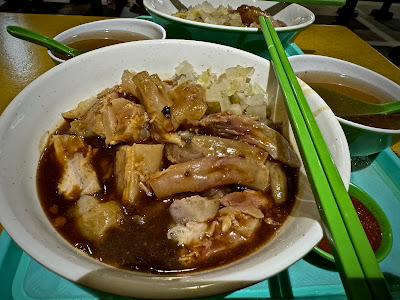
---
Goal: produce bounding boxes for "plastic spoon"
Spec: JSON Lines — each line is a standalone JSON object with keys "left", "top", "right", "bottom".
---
{"left": 6, "top": 26, "right": 87, "bottom": 57}
{"left": 318, "top": 89, "right": 400, "bottom": 116}
{"left": 340, "top": 100, "right": 400, "bottom": 116}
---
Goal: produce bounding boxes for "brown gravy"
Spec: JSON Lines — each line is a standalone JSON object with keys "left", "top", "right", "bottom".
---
{"left": 52, "top": 30, "right": 150, "bottom": 61}
{"left": 37, "top": 121, "right": 298, "bottom": 274}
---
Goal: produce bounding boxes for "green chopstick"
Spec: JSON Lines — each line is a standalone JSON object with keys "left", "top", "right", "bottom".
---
{"left": 259, "top": 16, "right": 392, "bottom": 300}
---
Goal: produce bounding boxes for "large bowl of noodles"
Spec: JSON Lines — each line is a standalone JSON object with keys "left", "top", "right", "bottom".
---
{"left": 142, "top": 0, "right": 315, "bottom": 58}
{"left": 0, "top": 40, "right": 350, "bottom": 299}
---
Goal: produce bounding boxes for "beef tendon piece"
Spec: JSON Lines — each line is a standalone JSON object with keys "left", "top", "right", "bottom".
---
{"left": 52, "top": 135, "right": 101, "bottom": 200}
{"left": 74, "top": 195, "right": 123, "bottom": 242}
{"left": 165, "top": 134, "right": 269, "bottom": 164}
{"left": 148, "top": 155, "right": 270, "bottom": 199}
{"left": 115, "top": 144, "right": 164, "bottom": 206}
{"left": 193, "top": 111, "right": 300, "bottom": 168}
{"left": 269, "top": 162, "right": 288, "bottom": 204}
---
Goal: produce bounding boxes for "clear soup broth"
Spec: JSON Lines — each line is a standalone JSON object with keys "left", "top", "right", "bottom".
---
{"left": 52, "top": 30, "right": 150, "bottom": 61}
{"left": 296, "top": 71, "right": 400, "bottom": 130}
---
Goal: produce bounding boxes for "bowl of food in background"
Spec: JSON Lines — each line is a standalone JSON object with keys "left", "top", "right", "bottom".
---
{"left": 0, "top": 40, "right": 350, "bottom": 299}
{"left": 48, "top": 18, "right": 166, "bottom": 64}
{"left": 289, "top": 54, "right": 400, "bottom": 157}
{"left": 142, "top": 0, "right": 314, "bottom": 58}
{"left": 314, "top": 183, "right": 393, "bottom": 263}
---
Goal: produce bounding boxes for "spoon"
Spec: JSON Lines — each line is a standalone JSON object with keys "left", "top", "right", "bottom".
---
{"left": 340, "top": 100, "right": 400, "bottom": 116}
{"left": 319, "top": 89, "right": 400, "bottom": 117}
{"left": 6, "top": 26, "right": 87, "bottom": 57}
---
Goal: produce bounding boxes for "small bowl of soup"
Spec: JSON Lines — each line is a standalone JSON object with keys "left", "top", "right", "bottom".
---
{"left": 289, "top": 55, "right": 400, "bottom": 157}
{"left": 313, "top": 183, "right": 393, "bottom": 263}
{"left": 48, "top": 18, "right": 166, "bottom": 64}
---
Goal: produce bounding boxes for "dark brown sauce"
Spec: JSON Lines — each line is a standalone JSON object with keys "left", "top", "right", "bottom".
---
{"left": 52, "top": 30, "right": 150, "bottom": 61}
{"left": 297, "top": 71, "right": 400, "bottom": 130}
{"left": 37, "top": 121, "right": 298, "bottom": 274}
{"left": 317, "top": 196, "right": 382, "bottom": 254}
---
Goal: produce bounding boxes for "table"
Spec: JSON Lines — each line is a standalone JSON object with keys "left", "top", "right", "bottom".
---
{"left": 0, "top": 12, "right": 399, "bottom": 232}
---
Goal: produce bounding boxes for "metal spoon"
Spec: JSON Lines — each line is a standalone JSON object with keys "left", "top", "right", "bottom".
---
{"left": 6, "top": 26, "right": 87, "bottom": 57}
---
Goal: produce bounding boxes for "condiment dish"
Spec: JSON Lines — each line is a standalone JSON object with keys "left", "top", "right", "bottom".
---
{"left": 289, "top": 54, "right": 400, "bottom": 156}
{"left": 48, "top": 18, "right": 166, "bottom": 64}
{"left": 0, "top": 40, "right": 350, "bottom": 299}
{"left": 313, "top": 183, "right": 393, "bottom": 263}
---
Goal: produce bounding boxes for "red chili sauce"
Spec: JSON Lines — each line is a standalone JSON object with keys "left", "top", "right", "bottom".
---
{"left": 317, "top": 196, "right": 382, "bottom": 254}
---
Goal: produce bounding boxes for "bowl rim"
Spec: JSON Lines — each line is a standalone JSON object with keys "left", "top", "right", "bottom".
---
{"left": 313, "top": 183, "right": 393, "bottom": 263}
{"left": 288, "top": 54, "right": 400, "bottom": 134}
{"left": 143, "top": 0, "right": 315, "bottom": 33}
{"left": 47, "top": 18, "right": 167, "bottom": 64}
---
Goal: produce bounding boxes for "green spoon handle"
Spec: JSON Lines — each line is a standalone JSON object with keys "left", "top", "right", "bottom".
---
{"left": 381, "top": 101, "right": 400, "bottom": 115}
{"left": 6, "top": 26, "right": 80, "bottom": 57}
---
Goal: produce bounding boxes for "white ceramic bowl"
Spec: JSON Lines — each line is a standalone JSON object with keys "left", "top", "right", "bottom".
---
{"left": 0, "top": 40, "right": 350, "bottom": 299}
{"left": 48, "top": 18, "right": 166, "bottom": 64}
{"left": 289, "top": 54, "right": 400, "bottom": 157}
{"left": 143, "top": 0, "right": 314, "bottom": 58}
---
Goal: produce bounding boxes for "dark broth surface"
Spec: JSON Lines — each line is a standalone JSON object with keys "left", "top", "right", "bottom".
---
{"left": 317, "top": 196, "right": 382, "bottom": 254}
{"left": 52, "top": 30, "right": 150, "bottom": 61}
{"left": 297, "top": 71, "right": 400, "bottom": 130}
{"left": 37, "top": 122, "right": 297, "bottom": 274}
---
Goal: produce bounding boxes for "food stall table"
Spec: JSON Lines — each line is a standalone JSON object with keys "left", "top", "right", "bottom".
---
{"left": 0, "top": 12, "right": 399, "bottom": 299}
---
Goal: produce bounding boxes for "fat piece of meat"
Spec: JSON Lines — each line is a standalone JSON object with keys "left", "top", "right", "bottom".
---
{"left": 62, "top": 96, "right": 98, "bottom": 120}
{"left": 192, "top": 111, "right": 301, "bottom": 168}
{"left": 236, "top": 4, "right": 287, "bottom": 28}
{"left": 121, "top": 70, "right": 141, "bottom": 99}
{"left": 67, "top": 86, "right": 150, "bottom": 146}
{"left": 220, "top": 189, "right": 272, "bottom": 210}
{"left": 168, "top": 205, "right": 263, "bottom": 263}
{"left": 115, "top": 144, "right": 164, "bottom": 206}
{"left": 132, "top": 71, "right": 183, "bottom": 146}
{"left": 169, "top": 195, "right": 220, "bottom": 224}
{"left": 52, "top": 135, "right": 101, "bottom": 199}
{"left": 148, "top": 155, "right": 270, "bottom": 199}
{"left": 68, "top": 101, "right": 105, "bottom": 139}
{"left": 169, "top": 80, "right": 207, "bottom": 128}
{"left": 74, "top": 195, "right": 123, "bottom": 242}
{"left": 101, "top": 98, "right": 150, "bottom": 145}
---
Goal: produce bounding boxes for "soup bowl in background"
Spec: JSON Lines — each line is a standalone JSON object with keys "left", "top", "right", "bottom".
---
{"left": 143, "top": 0, "right": 314, "bottom": 58}
{"left": 48, "top": 18, "right": 166, "bottom": 64}
{"left": 0, "top": 40, "right": 350, "bottom": 299}
{"left": 289, "top": 54, "right": 400, "bottom": 157}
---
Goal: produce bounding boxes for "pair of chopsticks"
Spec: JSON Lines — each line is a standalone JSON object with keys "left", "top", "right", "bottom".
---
{"left": 259, "top": 17, "right": 392, "bottom": 300}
